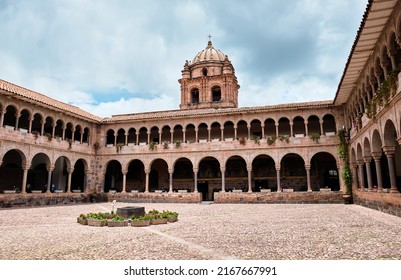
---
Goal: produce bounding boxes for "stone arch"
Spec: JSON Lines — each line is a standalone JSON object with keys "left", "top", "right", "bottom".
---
{"left": 357, "top": 143, "right": 363, "bottom": 161}
{"left": 198, "top": 156, "right": 221, "bottom": 200}
{"left": 43, "top": 116, "right": 53, "bottom": 136}
{"left": 74, "top": 125, "right": 83, "bottom": 143}
{"left": 210, "top": 122, "right": 221, "bottom": 141}
{"left": 223, "top": 121, "right": 235, "bottom": 140}
{"left": 307, "top": 115, "right": 320, "bottom": 134}
{"left": 82, "top": 127, "right": 90, "bottom": 144}
{"left": 161, "top": 125, "right": 171, "bottom": 143}
{"left": 173, "top": 157, "right": 194, "bottom": 192}
{"left": 383, "top": 119, "right": 397, "bottom": 147}
{"left": 185, "top": 124, "right": 196, "bottom": 143}
{"left": 372, "top": 130, "right": 382, "bottom": 153}
{"left": 3, "top": 104, "right": 17, "bottom": 128}
{"left": 0, "top": 149, "right": 26, "bottom": 192}
{"left": 150, "top": 126, "right": 159, "bottom": 144}
{"left": 350, "top": 147, "right": 357, "bottom": 164}
{"left": 323, "top": 114, "right": 336, "bottom": 134}
{"left": 127, "top": 127, "right": 136, "bottom": 144}
{"left": 191, "top": 87, "right": 200, "bottom": 104}
{"left": 198, "top": 123, "right": 208, "bottom": 142}
{"left": 149, "top": 158, "right": 169, "bottom": 192}
{"left": 18, "top": 108, "right": 30, "bottom": 130}
{"left": 65, "top": 122, "right": 73, "bottom": 140}
{"left": 116, "top": 128, "right": 125, "bottom": 145}
{"left": 29, "top": 152, "right": 51, "bottom": 192}
{"left": 51, "top": 156, "right": 71, "bottom": 192}
{"left": 138, "top": 127, "right": 148, "bottom": 144}
{"left": 280, "top": 153, "right": 306, "bottom": 192}
{"left": 264, "top": 118, "right": 276, "bottom": 137}
{"left": 252, "top": 154, "right": 276, "bottom": 192}
{"left": 250, "top": 119, "right": 262, "bottom": 138}
{"left": 106, "top": 129, "right": 115, "bottom": 145}
{"left": 278, "top": 117, "right": 290, "bottom": 136}
{"left": 31, "top": 113, "right": 43, "bottom": 134}
{"left": 71, "top": 158, "right": 87, "bottom": 192}
{"left": 237, "top": 120, "right": 248, "bottom": 140}
{"left": 54, "top": 119, "right": 64, "bottom": 139}
{"left": 363, "top": 137, "right": 371, "bottom": 157}
{"left": 126, "top": 159, "right": 145, "bottom": 192}
{"left": 293, "top": 116, "right": 305, "bottom": 136}
{"left": 310, "top": 152, "right": 339, "bottom": 191}
{"left": 104, "top": 160, "right": 123, "bottom": 192}
{"left": 225, "top": 155, "right": 248, "bottom": 192}
{"left": 173, "top": 124, "right": 183, "bottom": 143}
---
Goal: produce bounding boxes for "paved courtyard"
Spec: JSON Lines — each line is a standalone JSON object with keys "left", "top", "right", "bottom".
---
{"left": 0, "top": 202, "right": 400, "bottom": 260}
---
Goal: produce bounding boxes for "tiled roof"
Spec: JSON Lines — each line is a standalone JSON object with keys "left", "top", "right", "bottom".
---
{"left": 0, "top": 79, "right": 101, "bottom": 122}
{"left": 103, "top": 100, "right": 333, "bottom": 123}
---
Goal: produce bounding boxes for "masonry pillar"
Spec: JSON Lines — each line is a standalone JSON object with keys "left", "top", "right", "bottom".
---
{"left": 147, "top": 132, "right": 150, "bottom": 144}
{"left": 234, "top": 125, "right": 237, "bottom": 140}
{"left": 67, "top": 167, "right": 74, "bottom": 193}
{"left": 372, "top": 153, "right": 383, "bottom": 192}
{"left": 122, "top": 170, "right": 127, "bottom": 193}
{"left": 207, "top": 128, "right": 211, "bottom": 142}
{"left": 261, "top": 124, "right": 265, "bottom": 139}
{"left": 169, "top": 168, "right": 173, "bottom": 193}
{"left": 62, "top": 125, "right": 66, "bottom": 140}
{"left": 221, "top": 166, "right": 226, "bottom": 192}
{"left": 290, "top": 121, "right": 294, "bottom": 137}
{"left": 195, "top": 128, "right": 199, "bottom": 143}
{"left": 305, "top": 164, "right": 311, "bottom": 192}
{"left": 220, "top": 127, "right": 224, "bottom": 141}
{"left": 170, "top": 129, "right": 174, "bottom": 144}
{"left": 145, "top": 169, "right": 150, "bottom": 193}
{"left": 319, "top": 120, "right": 324, "bottom": 135}
{"left": 28, "top": 117, "right": 33, "bottom": 133}
{"left": 51, "top": 123, "right": 55, "bottom": 138}
{"left": 41, "top": 121, "right": 45, "bottom": 136}
{"left": 304, "top": 121, "right": 309, "bottom": 136}
{"left": 183, "top": 129, "right": 186, "bottom": 143}
{"left": 14, "top": 113, "right": 20, "bottom": 130}
{"left": 383, "top": 146, "right": 399, "bottom": 193}
{"left": 193, "top": 168, "right": 198, "bottom": 192}
{"left": 247, "top": 167, "right": 252, "bottom": 193}
{"left": 247, "top": 125, "right": 251, "bottom": 140}
{"left": 363, "top": 156, "right": 373, "bottom": 191}
{"left": 0, "top": 110, "right": 5, "bottom": 127}
{"left": 275, "top": 124, "right": 279, "bottom": 138}
{"left": 158, "top": 130, "right": 162, "bottom": 145}
{"left": 357, "top": 160, "right": 365, "bottom": 191}
{"left": 276, "top": 166, "right": 281, "bottom": 192}
{"left": 351, "top": 164, "right": 358, "bottom": 189}
{"left": 124, "top": 133, "right": 128, "bottom": 146}
{"left": 21, "top": 165, "right": 30, "bottom": 194}
{"left": 114, "top": 132, "right": 117, "bottom": 146}
{"left": 46, "top": 166, "right": 54, "bottom": 193}
{"left": 136, "top": 132, "right": 139, "bottom": 145}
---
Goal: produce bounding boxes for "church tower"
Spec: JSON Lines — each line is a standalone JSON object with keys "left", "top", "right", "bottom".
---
{"left": 179, "top": 40, "right": 240, "bottom": 110}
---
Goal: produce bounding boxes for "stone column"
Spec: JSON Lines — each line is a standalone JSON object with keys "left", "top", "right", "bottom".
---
{"left": 220, "top": 128, "right": 224, "bottom": 141}
{"left": 363, "top": 156, "right": 373, "bottom": 191}
{"left": 51, "top": 123, "right": 55, "bottom": 138}
{"left": 305, "top": 164, "right": 311, "bottom": 192}
{"left": 28, "top": 117, "right": 33, "bottom": 133}
{"left": 147, "top": 132, "right": 150, "bottom": 144}
{"left": 67, "top": 168, "right": 74, "bottom": 193}
{"left": 357, "top": 160, "right": 365, "bottom": 191}
{"left": 193, "top": 168, "right": 198, "bottom": 192}
{"left": 145, "top": 169, "right": 150, "bottom": 193}
{"left": 221, "top": 166, "right": 226, "bottom": 192}
{"left": 21, "top": 165, "right": 30, "bottom": 194}
{"left": 261, "top": 124, "right": 265, "bottom": 139}
{"left": 158, "top": 130, "right": 162, "bottom": 145}
{"left": 46, "top": 166, "right": 53, "bottom": 193}
{"left": 62, "top": 125, "right": 66, "bottom": 140}
{"left": 168, "top": 168, "right": 173, "bottom": 193}
{"left": 351, "top": 164, "right": 358, "bottom": 189}
{"left": 122, "top": 170, "right": 127, "bottom": 193}
{"left": 383, "top": 146, "right": 399, "bottom": 193}
{"left": 124, "top": 133, "right": 128, "bottom": 146}
{"left": 183, "top": 129, "right": 186, "bottom": 143}
{"left": 14, "top": 113, "right": 20, "bottom": 130}
{"left": 41, "top": 121, "right": 45, "bottom": 136}
{"left": 136, "top": 132, "right": 139, "bottom": 145}
{"left": 388, "top": 49, "right": 397, "bottom": 71}
{"left": 372, "top": 153, "right": 383, "bottom": 192}
{"left": 195, "top": 128, "right": 199, "bottom": 143}
{"left": 247, "top": 125, "right": 251, "bottom": 140}
{"left": 234, "top": 125, "right": 238, "bottom": 140}
{"left": 170, "top": 129, "right": 174, "bottom": 144}
{"left": 276, "top": 166, "right": 281, "bottom": 192}
{"left": 114, "top": 133, "right": 117, "bottom": 146}
{"left": 275, "top": 124, "right": 279, "bottom": 138}
{"left": 247, "top": 168, "right": 252, "bottom": 193}
{"left": 290, "top": 121, "right": 294, "bottom": 137}
{"left": 319, "top": 120, "right": 324, "bottom": 135}
{"left": 0, "top": 110, "right": 6, "bottom": 127}
{"left": 304, "top": 121, "right": 309, "bottom": 136}
{"left": 207, "top": 128, "right": 211, "bottom": 142}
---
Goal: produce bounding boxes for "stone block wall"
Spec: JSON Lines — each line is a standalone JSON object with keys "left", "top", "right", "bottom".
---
{"left": 353, "top": 191, "right": 401, "bottom": 218}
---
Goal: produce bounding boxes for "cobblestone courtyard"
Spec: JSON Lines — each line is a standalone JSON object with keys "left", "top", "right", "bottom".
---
{"left": 0, "top": 203, "right": 400, "bottom": 260}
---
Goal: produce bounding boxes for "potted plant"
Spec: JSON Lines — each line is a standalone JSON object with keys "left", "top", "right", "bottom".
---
{"left": 163, "top": 141, "right": 169, "bottom": 149}
{"left": 93, "top": 142, "right": 100, "bottom": 150}
{"left": 250, "top": 135, "right": 260, "bottom": 145}
{"left": 175, "top": 140, "right": 182, "bottom": 148}
{"left": 239, "top": 137, "right": 246, "bottom": 145}
{"left": 278, "top": 135, "right": 290, "bottom": 143}
{"left": 309, "top": 133, "right": 320, "bottom": 143}
{"left": 116, "top": 143, "right": 123, "bottom": 153}
{"left": 77, "top": 214, "right": 88, "bottom": 225}
{"left": 131, "top": 215, "right": 151, "bottom": 227}
{"left": 266, "top": 136, "right": 277, "bottom": 145}
{"left": 149, "top": 141, "right": 157, "bottom": 151}
{"left": 107, "top": 215, "right": 128, "bottom": 227}
{"left": 163, "top": 211, "right": 179, "bottom": 223}
{"left": 86, "top": 212, "right": 107, "bottom": 227}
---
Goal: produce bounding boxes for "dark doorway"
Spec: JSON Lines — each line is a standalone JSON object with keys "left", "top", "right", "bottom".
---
{"left": 198, "top": 182, "right": 210, "bottom": 201}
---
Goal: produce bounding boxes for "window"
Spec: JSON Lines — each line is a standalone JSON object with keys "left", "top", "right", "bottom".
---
{"left": 212, "top": 86, "right": 221, "bottom": 102}
{"left": 202, "top": 68, "right": 208, "bottom": 76}
{"left": 191, "top": 88, "right": 199, "bottom": 104}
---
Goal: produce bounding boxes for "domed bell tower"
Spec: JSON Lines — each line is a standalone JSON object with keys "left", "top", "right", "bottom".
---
{"left": 179, "top": 40, "right": 240, "bottom": 110}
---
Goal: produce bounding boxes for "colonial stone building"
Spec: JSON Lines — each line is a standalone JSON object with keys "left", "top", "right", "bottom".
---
{"left": 0, "top": 0, "right": 400, "bottom": 216}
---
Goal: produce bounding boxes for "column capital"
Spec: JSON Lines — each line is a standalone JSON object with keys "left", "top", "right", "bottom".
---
{"left": 382, "top": 146, "right": 395, "bottom": 156}
{"left": 121, "top": 169, "right": 128, "bottom": 175}
{"left": 371, "top": 152, "right": 382, "bottom": 160}
{"left": 168, "top": 168, "right": 174, "bottom": 174}
{"left": 356, "top": 160, "right": 364, "bottom": 166}
{"left": 144, "top": 168, "right": 151, "bottom": 174}
{"left": 22, "top": 164, "right": 31, "bottom": 171}
{"left": 275, "top": 165, "right": 281, "bottom": 171}
{"left": 67, "top": 167, "right": 74, "bottom": 174}
{"left": 362, "top": 156, "right": 372, "bottom": 163}
{"left": 220, "top": 166, "right": 226, "bottom": 173}
{"left": 192, "top": 168, "right": 198, "bottom": 173}
{"left": 304, "top": 164, "right": 311, "bottom": 170}
{"left": 397, "top": 137, "right": 401, "bottom": 146}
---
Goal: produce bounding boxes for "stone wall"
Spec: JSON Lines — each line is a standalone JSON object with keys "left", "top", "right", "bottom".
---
{"left": 0, "top": 193, "right": 93, "bottom": 208}
{"left": 353, "top": 191, "right": 401, "bottom": 218}
{"left": 214, "top": 191, "right": 344, "bottom": 204}
{"left": 104, "top": 192, "right": 202, "bottom": 203}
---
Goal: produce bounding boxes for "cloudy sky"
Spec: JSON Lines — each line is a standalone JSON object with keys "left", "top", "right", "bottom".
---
{"left": 0, "top": 0, "right": 367, "bottom": 117}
